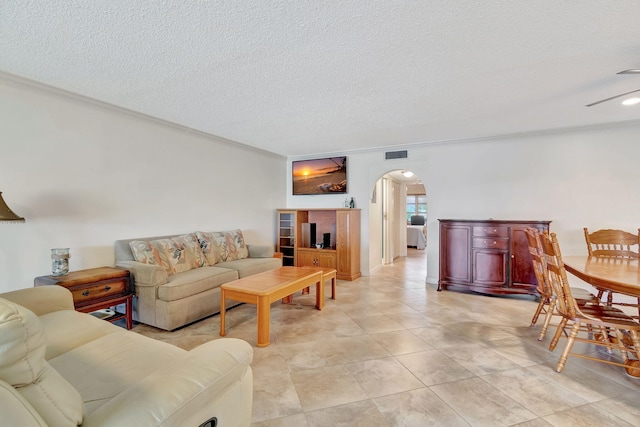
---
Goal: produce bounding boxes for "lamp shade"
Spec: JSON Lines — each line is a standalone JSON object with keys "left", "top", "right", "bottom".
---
{"left": 0, "top": 192, "right": 25, "bottom": 222}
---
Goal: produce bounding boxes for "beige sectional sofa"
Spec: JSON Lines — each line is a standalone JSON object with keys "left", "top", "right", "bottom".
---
{"left": 115, "top": 229, "right": 281, "bottom": 331}
{"left": 0, "top": 285, "right": 253, "bottom": 427}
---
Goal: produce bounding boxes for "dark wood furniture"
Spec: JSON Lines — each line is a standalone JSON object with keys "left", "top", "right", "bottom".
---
{"left": 438, "top": 219, "right": 550, "bottom": 295}
{"left": 277, "top": 208, "right": 361, "bottom": 280}
{"left": 34, "top": 266, "right": 133, "bottom": 329}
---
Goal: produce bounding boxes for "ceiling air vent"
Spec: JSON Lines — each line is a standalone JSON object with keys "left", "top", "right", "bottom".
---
{"left": 385, "top": 150, "right": 408, "bottom": 160}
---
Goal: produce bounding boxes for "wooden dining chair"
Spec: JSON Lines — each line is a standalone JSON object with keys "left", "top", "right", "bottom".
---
{"left": 584, "top": 228, "right": 640, "bottom": 258}
{"left": 541, "top": 231, "right": 640, "bottom": 374}
{"left": 525, "top": 228, "right": 598, "bottom": 341}
{"left": 584, "top": 227, "right": 640, "bottom": 317}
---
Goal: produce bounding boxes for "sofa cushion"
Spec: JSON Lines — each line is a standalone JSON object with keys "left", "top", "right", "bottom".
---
{"left": 196, "top": 229, "right": 249, "bottom": 265}
{"left": 0, "top": 298, "right": 84, "bottom": 426}
{"left": 217, "top": 257, "right": 283, "bottom": 278}
{"left": 157, "top": 266, "right": 239, "bottom": 302}
{"left": 131, "top": 234, "right": 207, "bottom": 275}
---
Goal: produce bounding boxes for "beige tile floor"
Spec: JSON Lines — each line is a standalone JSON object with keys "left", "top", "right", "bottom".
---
{"left": 134, "top": 249, "right": 640, "bottom": 426}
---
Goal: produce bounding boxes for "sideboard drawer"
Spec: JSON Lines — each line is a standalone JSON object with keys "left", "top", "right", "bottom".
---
{"left": 472, "top": 237, "right": 509, "bottom": 250}
{"left": 473, "top": 226, "right": 509, "bottom": 238}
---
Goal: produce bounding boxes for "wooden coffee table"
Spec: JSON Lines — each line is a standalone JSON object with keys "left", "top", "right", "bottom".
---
{"left": 219, "top": 267, "right": 323, "bottom": 347}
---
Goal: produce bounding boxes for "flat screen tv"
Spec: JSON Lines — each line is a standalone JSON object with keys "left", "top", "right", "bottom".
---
{"left": 292, "top": 156, "right": 347, "bottom": 195}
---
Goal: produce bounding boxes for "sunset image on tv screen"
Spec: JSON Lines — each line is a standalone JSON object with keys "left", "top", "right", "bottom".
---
{"left": 292, "top": 157, "right": 347, "bottom": 195}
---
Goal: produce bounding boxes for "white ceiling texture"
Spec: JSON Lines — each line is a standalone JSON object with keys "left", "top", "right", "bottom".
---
{"left": 2, "top": 1, "right": 640, "bottom": 157}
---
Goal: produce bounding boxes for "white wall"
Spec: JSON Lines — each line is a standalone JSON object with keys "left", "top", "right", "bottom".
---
{"left": 288, "top": 121, "right": 640, "bottom": 290}
{"left": 7, "top": 70, "right": 634, "bottom": 296}
{"left": 0, "top": 75, "right": 287, "bottom": 292}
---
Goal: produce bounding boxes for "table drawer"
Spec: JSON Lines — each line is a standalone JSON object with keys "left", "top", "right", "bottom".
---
{"left": 472, "top": 237, "right": 509, "bottom": 250}
{"left": 71, "top": 279, "right": 128, "bottom": 305}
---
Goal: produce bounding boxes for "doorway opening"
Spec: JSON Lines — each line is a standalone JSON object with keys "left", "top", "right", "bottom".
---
{"left": 370, "top": 170, "right": 427, "bottom": 270}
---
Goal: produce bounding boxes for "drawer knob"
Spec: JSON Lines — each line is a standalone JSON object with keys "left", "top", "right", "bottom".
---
{"left": 82, "top": 290, "right": 89, "bottom": 296}
{"left": 105, "top": 286, "right": 111, "bottom": 291}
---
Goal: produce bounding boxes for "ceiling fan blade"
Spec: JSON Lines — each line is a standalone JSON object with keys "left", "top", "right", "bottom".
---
{"left": 585, "top": 88, "right": 640, "bottom": 107}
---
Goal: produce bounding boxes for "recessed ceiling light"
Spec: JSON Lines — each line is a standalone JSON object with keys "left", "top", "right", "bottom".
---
{"left": 402, "top": 171, "right": 414, "bottom": 178}
{"left": 617, "top": 69, "right": 640, "bottom": 74}
{"left": 622, "top": 97, "right": 640, "bottom": 106}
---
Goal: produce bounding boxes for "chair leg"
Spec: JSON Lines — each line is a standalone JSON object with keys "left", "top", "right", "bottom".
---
{"left": 629, "top": 330, "right": 640, "bottom": 359}
{"left": 613, "top": 329, "right": 630, "bottom": 363}
{"left": 549, "top": 317, "right": 567, "bottom": 351}
{"left": 538, "top": 298, "right": 556, "bottom": 341}
{"left": 595, "top": 326, "right": 615, "bottom": 354}
{"left": 530, "top": 298, "right": 547, "bottom": 327}
{"left": 556, "top": 322, "right": 580, "bottom": 373}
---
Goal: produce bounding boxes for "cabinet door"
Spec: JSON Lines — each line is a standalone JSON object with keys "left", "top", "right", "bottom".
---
{"left": 440, "top": 224, "right": 472, "bottom": 284}
{"left": 510, "top": 225, "right": 546, "bottom": 287}
{"left": 297, "top": 249, "right": 316, "bottom": 267}
{"left": 472, "top": 249, "right": 508, "bottom": 287}
{"left": 336, "top": 211, "right": 351, "bottom": 275}
{"left": 317, "top": 251, "right": 337, "bottom": 269}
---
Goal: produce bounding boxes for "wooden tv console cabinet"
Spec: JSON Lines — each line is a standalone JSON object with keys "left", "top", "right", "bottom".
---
{"left": 438, "top": 219, "right": 550, "bottom": 296}
{"left": 277, "top": 208, "right": 361, "bottom": 281}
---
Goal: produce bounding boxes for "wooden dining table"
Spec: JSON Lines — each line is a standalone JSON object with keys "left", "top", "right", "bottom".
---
{"left": 563, "top": 256, "right": 640, "bottom": 298}
{"left": 563, "top": 255, "right": 640, "bottom": 376}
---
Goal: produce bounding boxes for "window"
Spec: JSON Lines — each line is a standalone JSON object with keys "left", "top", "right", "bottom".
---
{"left": 406, "top": 195, "right": 427, "bottom": 223}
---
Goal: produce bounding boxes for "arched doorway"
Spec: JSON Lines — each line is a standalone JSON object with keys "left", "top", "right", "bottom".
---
{"left": 369, "top": 169, "right": 426, "bottom": 268}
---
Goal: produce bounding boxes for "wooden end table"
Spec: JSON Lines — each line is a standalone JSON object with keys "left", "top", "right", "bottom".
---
{"left": 34, "top": 266, "right": 133, "bottom": 329}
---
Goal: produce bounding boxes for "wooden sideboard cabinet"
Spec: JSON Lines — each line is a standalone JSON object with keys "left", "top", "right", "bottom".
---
{"left": 438, "top": 219, "right": 550, "bottom": 295}
{"left": 277, "top": 208, "right": 361, "bottom": 280}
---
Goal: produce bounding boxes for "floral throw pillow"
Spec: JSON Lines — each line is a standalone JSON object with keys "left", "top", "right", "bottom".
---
{"left": 225, "top": 229, "right": 249, "bottom": 260}
{"left": 171, "top": 233, "right": 207, "bottom": 270}
{"left": 195, "top": 230, "right": 248, "bottom": 264}
{"left": 195, "top": 231, "right": 226, "bottom": 265}
{"left": 130, "top": 237, "right": 205, "bottom": 275}
{"left": 147, "top": 239, "right": 178, "bottom": 274}
{"left": 129, "top": 240, "right": 159, "bottom": 265}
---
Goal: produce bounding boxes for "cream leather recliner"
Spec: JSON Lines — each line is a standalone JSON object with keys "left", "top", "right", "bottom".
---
{"left": 0, "top": 286, "right": 253, "bottom": 427}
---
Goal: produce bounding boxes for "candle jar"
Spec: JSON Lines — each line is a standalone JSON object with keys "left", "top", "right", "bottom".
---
{"left": 51, "top": 248, "right": 70, "bottom": 276}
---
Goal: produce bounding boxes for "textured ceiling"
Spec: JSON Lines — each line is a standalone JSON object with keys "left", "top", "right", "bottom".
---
{"left": 2, "top": 1, "right": 640, "bottom": 157}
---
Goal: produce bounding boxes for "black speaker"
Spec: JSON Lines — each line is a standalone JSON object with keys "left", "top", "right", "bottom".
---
{"left": 310, "top": 223, "right": 317, "bottom": 247}
{"left": 323, "top": 233, "right": 331, "bottom": 249}
{"left": 302, "top": 223, "right": 317, "bottom": 247}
